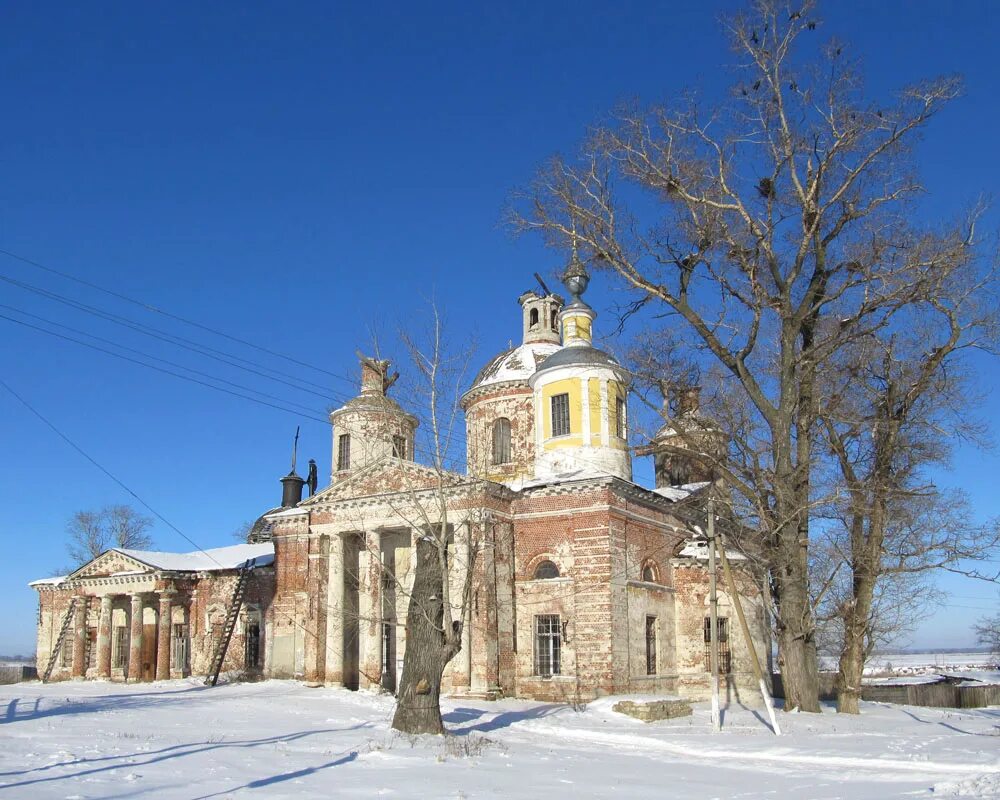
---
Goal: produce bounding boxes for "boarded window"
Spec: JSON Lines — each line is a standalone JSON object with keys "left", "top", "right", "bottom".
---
{"left": 551, "top": 393, "right": 570, "bottom": 437}
{"left": 392, "top": 435, "right": 407, "bottom": 459}
{"left": 172, "top": 623, "right": 189, "bottom": 671}
{"left": 534, "top": 615, "right": 561, "bottom": 677}
{"left": 492, "top": 418, "right": 511, "bottom": 465}
{"left": 646, "top": 616, "right": 657, "bottom": 675}
{"left": 703, "top": 616, "right": 731, "bottom": 674}
{"left": 533, "top": 560, "right": 560, "bottom": 579}
{"left": 337, "top": 434, "right": 351, "bottom": 471}
{"left": 615, "top": 396, "right": 627, "bottom": 439}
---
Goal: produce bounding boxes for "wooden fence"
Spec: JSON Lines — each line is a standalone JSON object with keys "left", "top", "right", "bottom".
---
{"left": 0, "top": 665, "right": 37, "bottom": 684}
{"left": 773, "top": 673, "right": 1000, "bottom": 709}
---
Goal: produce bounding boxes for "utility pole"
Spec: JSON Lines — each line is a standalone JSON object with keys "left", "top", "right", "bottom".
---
{"left": 718, "top": 531, "right": 781, "bottom": 736}
{"left": 708, "top": 495, "right": 721, "bottom": 732}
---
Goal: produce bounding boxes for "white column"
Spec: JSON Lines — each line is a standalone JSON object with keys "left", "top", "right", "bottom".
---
{"left": 325, "top": 534, "right": 345, "bottom": 685}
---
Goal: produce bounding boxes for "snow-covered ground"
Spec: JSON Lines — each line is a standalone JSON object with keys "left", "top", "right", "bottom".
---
{"left": 1, "top": 679, "right": 998, "bottom": 799}
{"left": 863, "top": 651, "right": 999, "bottom": 675}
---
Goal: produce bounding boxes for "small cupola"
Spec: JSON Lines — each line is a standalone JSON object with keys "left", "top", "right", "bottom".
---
{"left": 558, "top": 251, "right": 597, "bottom": 348}
{"left": 519, "top": 290, "right": 563, "bottom": 345}
{"left": 643, "top": 383, "right": 727, "bottom": 488}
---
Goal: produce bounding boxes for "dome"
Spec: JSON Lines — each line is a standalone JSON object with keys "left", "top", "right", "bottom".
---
{"left": 468, "top": 341, "right": 562, "bottom": 393}
{"left": 528, "top": 344, "right": 622, "bottom": 377}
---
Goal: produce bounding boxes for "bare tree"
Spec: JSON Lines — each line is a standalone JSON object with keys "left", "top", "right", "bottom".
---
{"left": 819, "top": 302, "right": 1000, "bottom": 712}
{"left": 514, "top": 0, "right": 971, "bottom": 711}
{"left": 66, "top": 504, "right": 154, "bottom": 566}
{"left": 976, "top": 611, "right": 1000, "bottom": 656}
{"left": 387, "top": 305, "right": 485, "bottom": 735}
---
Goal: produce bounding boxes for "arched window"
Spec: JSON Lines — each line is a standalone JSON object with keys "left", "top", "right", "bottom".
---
{"left": 550, "top": 308, "right": 559, "bottom": 331}
{"left": 533, "top": 560, "right": 560, "bottom": 579}
{"left": 641, "top": 560, "right": 659, "bottom": 583}
{"left": 529, "top": 308, "right": 540, "bottom": 328}
{"left": 492, "top": 418, "right": 512, "bottom": 465}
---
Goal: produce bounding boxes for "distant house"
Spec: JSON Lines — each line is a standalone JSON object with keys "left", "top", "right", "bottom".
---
{"left": 31, "top": 265, "right": 767, "bottom": 704}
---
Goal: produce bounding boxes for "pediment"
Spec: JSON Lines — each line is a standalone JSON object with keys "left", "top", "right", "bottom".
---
{"left": 69, "top": 550, "right": 155, "bottom": 579}
{"left": 302, "top": 457, "right": 470, "bottom": 506}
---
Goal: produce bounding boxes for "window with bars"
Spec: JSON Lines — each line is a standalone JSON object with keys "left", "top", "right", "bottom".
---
{"left": 533, "top": 560, "right": 560, "bottom": 579}
{"left": 492, "top": 418, "right": 511, "bottom": 465}
{"left": 645, "top": 616, "right": 658, "bottom": 675}
{"left": 113, "top": 626, "right": 128, "bottom": 669}
{"left": 703, "top": 616, "right": 731, "bottom": 674}
{"left": 534, "top": 614, "right": 562, "bottom": 677}
{"left": 615, "top": 395, "right": 627, "bottom": 439}
{"left": 550, "top": 393, "right": 570, "bottom": 438}
{"left": 392, "top": 435, "right": 407, "bottom": 459}
{"left": 337, "top": 434, "right": 351, "bottom": 471}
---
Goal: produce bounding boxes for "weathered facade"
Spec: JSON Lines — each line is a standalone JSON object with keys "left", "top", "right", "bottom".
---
{"left": 32, "top": 264, "right": 768, "bottom": 705}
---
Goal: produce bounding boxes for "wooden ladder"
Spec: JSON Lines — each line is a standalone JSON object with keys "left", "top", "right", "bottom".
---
{"left": 41, "top": 597, "right": 78, "bottom": 683}
{"left": 204, "top": 558, "right": 255, "bottom": 687}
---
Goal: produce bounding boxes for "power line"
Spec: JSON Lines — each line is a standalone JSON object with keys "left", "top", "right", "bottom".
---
{"left": 0, "top": 271, "right": 341, "bottom": 398}
{"left": 0, "top": 376, "right": 332, "bottom": 649}
{"left": 0, "top": 313, "right": 331, "bottom": 426}
{"left": 0, "top": 246, "right": 353, "bottom": 384}
{"left": 0, "top": 377, "right": 227, "bottom": 568}
{"left": 0, "top": 304, "right": 331, "bottom": 418}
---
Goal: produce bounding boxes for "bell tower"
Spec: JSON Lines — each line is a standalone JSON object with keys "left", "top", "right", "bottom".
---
{"left": 528, "top": 249, "right": 631, "bottom": 480}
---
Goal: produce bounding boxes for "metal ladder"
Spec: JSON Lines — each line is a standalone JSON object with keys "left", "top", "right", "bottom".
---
{"left": 204, "top": 558, "right": 255, "bottom": 687}
{"left": 41, "top": 597, "right": 78, "bottom": 683}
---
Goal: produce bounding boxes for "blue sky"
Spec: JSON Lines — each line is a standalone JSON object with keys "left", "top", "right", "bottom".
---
{"left": 1, "top": 1, "right": 997, "bottom": 655}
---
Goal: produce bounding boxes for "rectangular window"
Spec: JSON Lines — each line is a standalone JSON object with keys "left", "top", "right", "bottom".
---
{"left": 337, "top": 434, "right": 351, "bottom": 471}
{"left": 645, "top": 616, "right": 657, "bottom": 675}
{"left": 172, "top": 623, "right": 189, "bottom": 671}
{"left": 534, "top": 614, "right": 561, "bottom": 677}
{"left": 87, "top": 628, "right": 97, "bottom": 670}
{"left": 113, "top": 625, "right": 128, "bottom": 669}
{"left": 703, "top": 616, "right": 731, "bottom": 674}
{"left": 392, "top": 435, "right": 407, "bottom": 460}
{"left": 551, "top": 393, "right": 570, "bottom": 438}
{"left": 615, "top": 396, "right": 627, "bottom": 439}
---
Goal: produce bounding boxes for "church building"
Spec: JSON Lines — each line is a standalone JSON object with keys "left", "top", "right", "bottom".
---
{"left": 31, "top": 259, "right": 768, "bottom": 704}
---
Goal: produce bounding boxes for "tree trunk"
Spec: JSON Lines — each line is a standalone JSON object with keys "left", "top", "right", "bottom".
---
{"left": 391, "top": 535, "right": 459, "bottom": 735}
{"left": 775, "top": 585, "right": 821, "bottom": 712}
{"left": 837, "top": 619, "right": 866, "bottom": 715}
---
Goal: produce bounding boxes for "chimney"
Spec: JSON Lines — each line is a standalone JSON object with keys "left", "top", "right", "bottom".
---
{"left": 280, "top": 471, "right": 305, "bottom": 508}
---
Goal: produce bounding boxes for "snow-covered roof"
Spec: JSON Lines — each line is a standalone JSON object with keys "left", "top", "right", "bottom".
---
{"left": 30, "top": 544, "right": 276, "bottom": 587}
{"left": 675, "top": 538, "right": 746, "bottom": 561}
{"left": 29, "top": 575, "right": 68, "bottom": 587}
{"left": 652, "top": 481, "right": 710, "bottom": 502}
{"left": 114, "top": 542, "right": 274, "bottom": 572}
{"left": 507, "top": 467, "right": 610, "bottom": 491}
{"left": 468, "top": 341, "right": 562, "bottom": 392}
